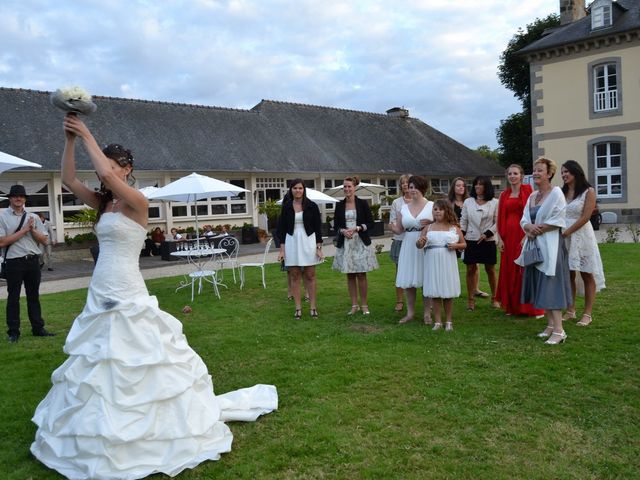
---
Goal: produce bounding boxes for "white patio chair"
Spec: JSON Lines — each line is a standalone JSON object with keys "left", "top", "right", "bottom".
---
{"left": 239, "top": 238, "right": 273, "bottom": 290}
{"left": 217, "top": 236, "right": 240, "bottom": 284}
{"left": 174, "top": 246, "right": 221, "bottom": 301}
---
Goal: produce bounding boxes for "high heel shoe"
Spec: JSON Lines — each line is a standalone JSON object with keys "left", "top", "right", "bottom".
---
{"left": 537, "top": 326, "right": 554, "bottom": 338}
{"left": 562, "top": 310, "right": 576, "bottom": 320}
{"left": 545, "top": 331, "right": 567, "bottom": 345}
{"left": 394, "top": 301, "right": 404, "bottom": 312}
{"left": 445, "top": 322, "right": 453, "bottom": 332}
{"left": 576, "top": 313, "right": 592, "bottom": 326}
{"left": 361, "top": 305, "right": 370, "bottom": 315}
{"left": 432, "top": 322, "right": 442, "bottom": 331}
{"left": 347, "top": 305, "right": 360, "bottom": 316}
{"left": 294, "top": 309, "right": 302, "bottom": 320}
{"left": 310, "top": 309, "right": 319, "bottom": 318}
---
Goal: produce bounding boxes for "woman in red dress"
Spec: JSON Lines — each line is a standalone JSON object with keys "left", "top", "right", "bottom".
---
{"left": 496, "top": 164, "right": 544, "bottom": 317}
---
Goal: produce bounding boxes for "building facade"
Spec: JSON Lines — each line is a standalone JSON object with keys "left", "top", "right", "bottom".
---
{"left": 519, "top": 0, "right": 640, "bottom": 222}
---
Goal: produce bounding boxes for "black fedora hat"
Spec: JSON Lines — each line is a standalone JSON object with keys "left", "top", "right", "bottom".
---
{"left": 8, "top": 185, "right": 27, "bottom": 197}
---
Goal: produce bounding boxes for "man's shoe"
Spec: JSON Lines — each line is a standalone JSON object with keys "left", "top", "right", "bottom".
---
{"left": 47, "top": 268, "right": 54, "bottom": 271}
{"left": 7, "top": 334, "right": 19, "bottom": 343}
{"left": 33, "top": 329, "right": 56, "bottom": 337}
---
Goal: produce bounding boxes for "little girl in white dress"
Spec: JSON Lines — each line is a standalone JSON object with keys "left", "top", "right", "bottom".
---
{"left": 419, "top": 200, "right": 466, "bottom": 331}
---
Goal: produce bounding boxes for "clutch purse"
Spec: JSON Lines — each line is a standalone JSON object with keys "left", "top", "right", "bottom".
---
{"left": 521, "top": 238, "right": 543, "bottom": 267}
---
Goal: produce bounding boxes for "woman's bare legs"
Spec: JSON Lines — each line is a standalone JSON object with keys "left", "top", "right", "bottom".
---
{"left": 485, "top": 264, "right": 498, "bottom": 307}
{"left": 579, "top": 271, "right": 596, "bottom": 325}
{"left": 399, "top": 287, "right": 416, "bottom": 323}
{"left": 357, "top": 273, "right": 369, "bottom": 313}
{"left": 302, "top": 265, "right": 317, "bottom": 311}
{"left": 289, "top": 267, "right": 303, "bottom": 311}
{"left": 466, "top": 263, "right": 478, "bottom": 309}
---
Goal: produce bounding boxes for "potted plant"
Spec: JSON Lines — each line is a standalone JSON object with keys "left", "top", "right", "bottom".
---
{"left": 370, "top": 204, "right": 385, "bottom": 237}
{"left": 258, "top": 200, "right": 281, "bottom": 230}
{"left": 241, "top": 222, "right": 259, "bottom": 244}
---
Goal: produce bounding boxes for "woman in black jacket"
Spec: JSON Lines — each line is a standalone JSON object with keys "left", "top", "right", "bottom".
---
{"left": 276, "top": 179, "right": 323, "bottom": 319}
{"left": 332, "top": 176, "right": 379, "bottom": 315}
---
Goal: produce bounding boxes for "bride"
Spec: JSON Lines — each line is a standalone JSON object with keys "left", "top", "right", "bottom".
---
{"left": 30, "top": 115, "right": 277, "bottom": 480}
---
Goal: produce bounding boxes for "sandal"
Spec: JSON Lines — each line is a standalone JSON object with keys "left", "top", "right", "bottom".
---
{"left": 545, "top": 331, "right": 567, "bottom": 345}
{"left": 398, "top": 315, "right": 414, "bottom": 324}
{"left": 361, "top": 305, "right": 370, "bottom": 315}
{"left": 423, "top": 313, "right": 432, "bottom": 326}
{"left": 576, "top": 313, "right": 592, "bottom": 326}
{"left": 562, "top": 310, "right": 577, "bottom": 320}
{"left": 537, "top": 326, "right": 554, "bottom": 338}
{"left": 347, "top": 305, "right": 360, "bottom": 316}
{"left": 294, "top": 309, "right": 302, "bottom": 320}
{"left": 287, "top": 295, "right": 294, "bottom": 301}
{"left": 304, "top": 294, "right": 310, "bottom": 302}
{"left": 310, "top": 309, "right": 319, "bottom": 318}
{"left": 474, "top": 290, "right": 490, "bottom": 298}
{"left": 467, "top": 299, "right": 475, "bottom": 311}
{"left": 445, "top": 322, "right": 453, "bottom": 332}
{"left": 432, "top": 322, "right": 442, "bottom": 331}
{"left": 394, "top": 301, "right": 404, "bottom": 312}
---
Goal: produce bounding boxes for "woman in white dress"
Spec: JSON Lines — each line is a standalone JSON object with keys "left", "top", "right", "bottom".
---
{"left": 560, "top": 160, "right": 605, "bottom": 326}
{"left": 388, "top": 174, "right": 412, "bottom": 313}
{"left": 31, "top": 115, "right": 277, "bottom": 480}
{"left": 276, "top": 179, "right": 324, "bottom": 319}
{"left": 392, "top": 175, "right": 433, "bottom": 325}
{"left": 418, "top": 200, "right": 466, "bottom": 331}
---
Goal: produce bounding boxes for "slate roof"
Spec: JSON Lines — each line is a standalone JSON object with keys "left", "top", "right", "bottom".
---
{"left": 518, "top": 0, "right": 640, "bottom": 55}
{"left": 0, "top": 87, "right": 502, "bottom": 177}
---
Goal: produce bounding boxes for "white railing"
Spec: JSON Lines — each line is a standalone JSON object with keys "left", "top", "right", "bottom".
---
{"left": 594, "top": 90, "right": 618, "bottom": 112}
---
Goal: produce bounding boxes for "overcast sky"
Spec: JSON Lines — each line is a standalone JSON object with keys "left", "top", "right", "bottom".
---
{"left": 0, "top": 0, "right": 560, "bottom": 149}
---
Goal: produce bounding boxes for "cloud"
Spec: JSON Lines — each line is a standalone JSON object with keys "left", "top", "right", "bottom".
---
{"left": 0, "top": 0, "right": 559, "bottom": 148}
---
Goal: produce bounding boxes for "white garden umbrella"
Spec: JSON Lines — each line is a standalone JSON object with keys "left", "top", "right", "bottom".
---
{"left": 324, "top": 181, "right": 387, "bottom": 198}
{"left": 148, "top": 172, "right": 249, "bottom": 248}
{"left": 138, "top": 186, "right": 159, "bottom": 198}
{"left": 276, "top": 187, "right": 336, "bottom": 205}
{"left": 0, "top": 151, "right": 42, "bottom": 174}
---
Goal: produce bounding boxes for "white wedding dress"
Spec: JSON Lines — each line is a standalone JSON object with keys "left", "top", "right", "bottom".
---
{"left": 31, "top": 212, "right": 278, "bottom": 480}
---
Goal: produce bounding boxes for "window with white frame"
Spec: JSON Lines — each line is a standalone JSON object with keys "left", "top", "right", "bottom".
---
{"left": 137, "top": 179, "right": 163, "bottom": 219}
{"left": 591, "top": 0, "right": 612, "bottom": 30}
{"left": 379, "top": 178, "right": 397, "bottom": 206}
{"left": 429, "top": 178, "right": 450, "bottom": 196}
{"left": 593, "top": 142, "right": 622, "bottom": 199}
{"left": 593, "top": 63, "right": 618, "bottom": 112}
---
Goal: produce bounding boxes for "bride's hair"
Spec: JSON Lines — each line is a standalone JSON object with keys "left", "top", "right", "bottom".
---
{"left": 95, "top": 144, "right": 136, "bottom": 224}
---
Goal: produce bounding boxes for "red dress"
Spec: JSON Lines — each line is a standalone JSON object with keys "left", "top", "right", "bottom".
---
{"left": 496, "top": 185, "right": 544, "bottom": 316}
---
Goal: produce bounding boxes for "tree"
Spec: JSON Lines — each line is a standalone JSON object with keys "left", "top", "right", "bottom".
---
{"left": 496, "top": 14, "right": 560, "bottom": 170}
{"left": 498, "top": 14, "right": 560, "bottom": 108}
{"left": 475, "top": 145, "right": 501, "bottom": 164}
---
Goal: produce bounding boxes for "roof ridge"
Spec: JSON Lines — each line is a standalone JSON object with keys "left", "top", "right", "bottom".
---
{"left": 257, "top": 99, "right": 387, "bottom": 117}
{"left": 0, "top": 86, "right": 254, "bottom": 114}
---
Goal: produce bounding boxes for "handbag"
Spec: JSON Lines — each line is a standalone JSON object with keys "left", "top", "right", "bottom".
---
{"left": 0, "top": 212, "right": 28, "bottom": 279}
{"left": 521, "top": 238, "right": 543, "bottom": 267}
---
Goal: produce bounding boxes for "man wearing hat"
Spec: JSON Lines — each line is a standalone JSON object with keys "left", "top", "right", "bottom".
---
{"left": 0, "top": 184, "right": 55, "bottom": 343}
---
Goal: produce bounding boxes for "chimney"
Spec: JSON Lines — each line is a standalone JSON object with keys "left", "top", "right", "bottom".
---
{"left": 560, "top": 0, "right": 587, "bottom": 25}
{"left": 386, "top": 107, "right": 409, "bottom": 118}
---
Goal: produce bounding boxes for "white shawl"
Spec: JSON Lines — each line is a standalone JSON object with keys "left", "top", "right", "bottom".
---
{"left": 515, "top": 186, "right": 566, "bottom": 276}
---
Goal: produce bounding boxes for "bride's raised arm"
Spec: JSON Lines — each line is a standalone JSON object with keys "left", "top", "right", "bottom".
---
{"left": 63, "top": 115, "right": 148, "bottom": 224}
{"left": 61, "top": 116, "right": 100, "bottom": 210}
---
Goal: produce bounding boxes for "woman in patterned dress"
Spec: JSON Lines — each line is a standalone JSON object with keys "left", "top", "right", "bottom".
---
{"left": 332, "top": 176, "right": 379, "bottom": 315}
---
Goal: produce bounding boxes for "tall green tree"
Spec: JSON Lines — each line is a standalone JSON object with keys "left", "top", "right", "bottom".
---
{"left": 496, "top": 14, "right": 559, "bottom": 170}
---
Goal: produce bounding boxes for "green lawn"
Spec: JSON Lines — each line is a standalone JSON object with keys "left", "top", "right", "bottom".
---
{"left": 1, "top": 244, "right": 638, "bottom": 479}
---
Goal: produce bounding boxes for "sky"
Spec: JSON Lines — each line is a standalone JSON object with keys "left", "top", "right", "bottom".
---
{"left": 0, "top": 0, "right": 561, "bottom": 149}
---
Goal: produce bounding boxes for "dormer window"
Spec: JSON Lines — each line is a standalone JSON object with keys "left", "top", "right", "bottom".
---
{"left": 591, "top": 0, "right": 613, "bottom": 29}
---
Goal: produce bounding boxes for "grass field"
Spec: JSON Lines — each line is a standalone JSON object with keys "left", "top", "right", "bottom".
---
{"left": 1, "top": 244, "right": 638, "bottom": 479}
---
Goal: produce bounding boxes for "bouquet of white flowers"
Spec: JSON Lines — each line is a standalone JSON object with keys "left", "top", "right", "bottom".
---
{"left": 50, "top": 86, "right": 97, "bottom": 115}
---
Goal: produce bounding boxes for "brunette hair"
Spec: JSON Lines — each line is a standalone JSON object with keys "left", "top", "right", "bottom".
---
{"left": 561, "top": 160, "right": 591, "bottom": 199}
{"left": 470, "top": 176, "right": 495, "bottom": 201}
{"left": 447, "top": 177, "right": 468, "bottom": 203}
{"left": 408, "top": 175, "right": 428, "bottom": 195}
{"left": 95, "top": 144, "right": 136, "bottom": 224}
{"left": 533, "top": 157, "right": 557, "bottom": 180}
{"left": 433, "top": 198, "right": 459, "bottom": 227}
{"left": 286, "top": 178, "right": 308, "bottom": 207}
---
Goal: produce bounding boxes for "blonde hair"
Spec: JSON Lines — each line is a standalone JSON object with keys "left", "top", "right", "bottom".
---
{"left": 344, "top": 176, "right": 360, "bottom": 186}
{"left": 533, "top": 157, "right": 557, "bottom": 180}
{"left": 506, "top": 164, "right": 525, "bottom": 177}
{"left": 398, "top": 173, "right": 412, "bottom": 185}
